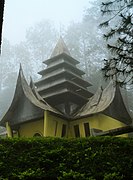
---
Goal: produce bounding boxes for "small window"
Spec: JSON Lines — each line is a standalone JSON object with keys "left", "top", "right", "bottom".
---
{"left": 54, "top": 121, "right": 58, "bottom": 136}
{"left": 33, "top": 133, "right": 42, "bottom": 137}
{"left": 61, "top": 124, "right": 67, "bottom": 137}
{"left": 84, "top": 123, "right": 90, "bottom": 137}
{"left": 74, "top": 125, "right": 80, "bottom": 137}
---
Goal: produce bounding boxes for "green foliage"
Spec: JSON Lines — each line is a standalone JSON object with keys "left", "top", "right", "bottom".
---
{"left": 0, "top": 137, "right": 133, "bottom": 179}
{"left": 100, "top": 0, "right": 133, "bottom": 87}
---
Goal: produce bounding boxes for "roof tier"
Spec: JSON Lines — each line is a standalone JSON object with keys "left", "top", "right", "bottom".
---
{"left": 37, "top": 80, "right": 92, "bottom": 99}
{"left": 42, "top": 91, "right": 88, "bottom": 110}
{"left": 44, "top": 53, "right": 79, "bottom": 66}
{"left": 36, "top": 69, "right": 91, "bottom": 87}
{"left": 35, "top": 38, "right": 92, "bottom": 115}
{"left": 38, "top": 61, "right": 85, "bottom": 76}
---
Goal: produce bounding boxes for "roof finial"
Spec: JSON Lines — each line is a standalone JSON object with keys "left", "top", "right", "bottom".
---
{"left": 18, "top": 63, "right": 23, "bottom": 76}
{"left": 59, "top": 22, "right": 62, "bottom": 37}
{"left": 19, "top": 63, "right": 22, "bottom": 70}
{"left": 50, "top": 37, "right": 71, "bottom": 58}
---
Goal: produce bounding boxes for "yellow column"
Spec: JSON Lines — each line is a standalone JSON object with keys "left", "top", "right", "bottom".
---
{"left": 43, "top": 110, "right": 48, "bottom": 137}
{"left": 67, "top": 122, "right": 73, "bottom": 138}
{"left": 6, "top": 122, "right": 12, "bottom": 137}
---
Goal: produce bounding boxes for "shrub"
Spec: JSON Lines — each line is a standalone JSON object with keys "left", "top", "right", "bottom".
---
{"left": 0, "top": 137, "right": 133, "bottom": 179}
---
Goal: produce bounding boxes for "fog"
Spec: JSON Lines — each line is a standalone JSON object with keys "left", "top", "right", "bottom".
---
{"left": 3, "top": 0, "right": 92, "bottom": 44}
{"left": 0, "top": 0, "right": 132, "bottom": 127}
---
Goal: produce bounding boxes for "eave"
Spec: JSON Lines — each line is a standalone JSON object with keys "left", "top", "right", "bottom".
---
{"left": 44, "top": 53, "right": 79, "bottom": 66}
{"left": 37, "top": 79, "right": 92, "bottom": 98}
{"left": 38, "top": 61, "right": 85, "bottom": 76}
{"left": 36, "top": 69, "right": 92, "bottom": 87}
{"left": 42, "top": 90, "right": 88, "bottom": 106}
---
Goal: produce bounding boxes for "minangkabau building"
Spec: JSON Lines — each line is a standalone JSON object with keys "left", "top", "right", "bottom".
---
{"left": 0, "top": 38, "right": 132, "bottom": 137}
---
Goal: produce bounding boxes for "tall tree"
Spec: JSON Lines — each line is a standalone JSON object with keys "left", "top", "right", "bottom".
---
{"left": 100, "top": 0, "right": 133, "bottom": 87}
{"left": 64, "top": 0, "right": 109, "bottom": 90}
{"left": 25, "top": 20, "right": 58, "bottom": 75}
{"left": 13, "top": 41, "right": 33, "bottom": 79}
{"left": 0, "top": 39, "right": 14, "bottom": 90}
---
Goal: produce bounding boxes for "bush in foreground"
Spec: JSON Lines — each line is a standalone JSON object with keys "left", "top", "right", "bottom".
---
{"left": 0, "top": 137, "right": 133, "bottom": 179}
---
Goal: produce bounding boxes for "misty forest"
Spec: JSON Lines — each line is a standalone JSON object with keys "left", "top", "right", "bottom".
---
{"left": 0, "top": 0, "right": 133, "bottom": 129}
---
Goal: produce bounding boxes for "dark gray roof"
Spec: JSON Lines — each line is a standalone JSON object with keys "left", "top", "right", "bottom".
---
{"left": 0, "top": 64, "right": 132, "bottom": 128}
{"left": 0, "top": 66, "right": 61, "bottom": 127}
{"left": 18, "top": 66, "right": 61, "bottom": 113}
{"left": 0, "top": 68, "right": 132, "bottom": 127}
{"left": 92, "top": 125, "right": 133, "bottom": 136}
{"left": 74, "top": 81, "right": 132, "bottom": 125}
{"left": 103, "top": 84, "right": 132, "bottom": 125}
{"left": 75, "top": 82, "right": 115, "bottom": 117}
{"left": 30, "top": 77, "right": 48, "bottom": 103}
{"left": 36, "top": 38, "right": 92, "bottom": 115}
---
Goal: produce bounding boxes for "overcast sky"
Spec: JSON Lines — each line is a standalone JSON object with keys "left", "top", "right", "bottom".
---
{"left": 3, "top": 0, "right": 92, "bottom": 44}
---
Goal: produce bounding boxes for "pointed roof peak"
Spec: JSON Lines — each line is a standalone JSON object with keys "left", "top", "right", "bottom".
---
{"left": 50, "top": 37, "right": 71, "bottom": 58}
{"left": 18, "top": 63, "right": 24, "bottom": 78}
{"left": 19, "top": 63, "right": 22, "bottom": 70}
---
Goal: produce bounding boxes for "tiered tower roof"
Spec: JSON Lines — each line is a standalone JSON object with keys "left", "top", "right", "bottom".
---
{"left": 35, "top": 37, "right": 92, "bottom": 116}
{"left": 0, "top": 39, "right": 132, "bottom": 128}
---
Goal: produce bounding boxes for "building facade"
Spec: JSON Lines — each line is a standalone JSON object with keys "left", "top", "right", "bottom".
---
{"left": 0, "top": 38, "right": 132, "bottom": 137}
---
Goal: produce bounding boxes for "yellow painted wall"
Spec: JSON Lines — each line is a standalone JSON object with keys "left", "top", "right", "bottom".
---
{"left": 17, "top": 111, "right": 127, "bottom": 138}
{"left": 44, "top": 112, "right": 127, "bottom": 138}
{"left": 19, "top": 119, "right": 44, "bottom": 137}
{"left": 44, "top": 111, "right": 68, "bottom": 137}
{"left": 18, "top": 112, "right": 68, "bottom": 138}
{"left": 69, "top": 113, "right": 127, "bottom": 137}
{"left": 6, "top": 122, "right": 12, "bottom": 137}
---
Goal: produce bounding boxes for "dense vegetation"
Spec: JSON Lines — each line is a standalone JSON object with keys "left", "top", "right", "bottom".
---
{"left": 0, "top": 137, "right": 133, "bottom": 179}
{"left": 100, "top": 0, "right": 133, "bottom": 87}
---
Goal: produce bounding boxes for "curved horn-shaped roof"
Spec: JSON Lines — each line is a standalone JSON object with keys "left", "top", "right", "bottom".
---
{"left": 75, "top": 81, "right": 115, "bottom": 117}
{"left": 0, "top": 66, "right": 62, "bottom": 126}
{"left": 75, "top": 81, "right": 132, "bottom": 125}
